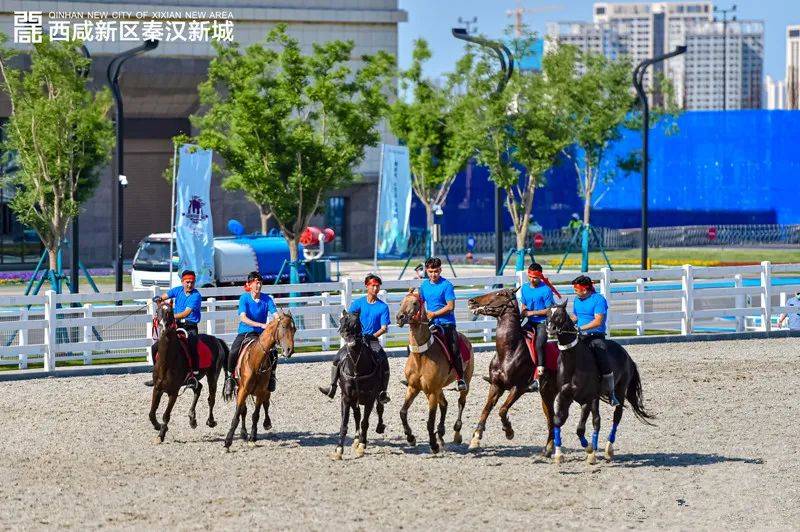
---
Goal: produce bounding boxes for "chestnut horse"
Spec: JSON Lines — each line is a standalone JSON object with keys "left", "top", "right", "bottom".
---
{"left": 223, "top": 311, "right": 296, "bottom": 449}
{"left": 395, "top": 289, "right": 474, "bottom": 453}
{"left": 148, "top": 302, "right": 227, "bottom": 443}
{"left": 467, "top": 288, "right": 558, "bottom": 455}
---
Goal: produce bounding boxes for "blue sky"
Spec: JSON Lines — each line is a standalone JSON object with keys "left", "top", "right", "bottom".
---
{"left": 398, "top": 0, "right": 798, "bottom": 81}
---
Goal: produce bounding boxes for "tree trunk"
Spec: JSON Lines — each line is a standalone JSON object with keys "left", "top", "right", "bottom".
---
{"left": 425, "top": 203, "right": 435, "bottom": 258}
{"left": 287, "top": 236, "right": 300, "bottom": 284}
{"left": 259, "top": 206, "right": 272, "bottom": 234}
{"left": 515, "top": 226, "right": 526, "bottom": 251}
{"left": 48, "top": 248, "right": 58, "bottom": 271}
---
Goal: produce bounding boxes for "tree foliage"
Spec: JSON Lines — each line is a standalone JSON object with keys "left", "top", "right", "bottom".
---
{"left": 190, "top": 25, "right": 393, "bottom": 263}
{"left": 0, "top": 35, "right": 114, "bottom": 271}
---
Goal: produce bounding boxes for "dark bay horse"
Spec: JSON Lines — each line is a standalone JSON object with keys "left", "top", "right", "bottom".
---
{"left": 148, "top": 302, "right": 227, "bottom": 443}
{"left": 396, "top": 289, "right": 474, "bottom": 454}
{"left": 223, "top": 311, "right": 296, "bottom": 449}
{"left": 330, "top": 309, "right": 386, "bottom": 460}
{"left": 547, "top": 300, "right": 654, "bottom": 464}
{"left": 467, "top": 288, "right": 559, "bottom": 455}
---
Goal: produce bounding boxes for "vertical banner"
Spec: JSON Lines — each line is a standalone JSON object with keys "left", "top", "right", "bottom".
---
{"left": 375, "top": 144, "right": 412, "bottom": 259}
{"left": 176, "top": 144, "right": 215, "bottom": 286}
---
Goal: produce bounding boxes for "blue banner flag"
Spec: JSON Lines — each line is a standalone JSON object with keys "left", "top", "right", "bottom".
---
{"left": 176, "top": 144, "right": 215, "bottom": 287}
{"left": 375, "top": 144, "right": 412, "bottom": 259}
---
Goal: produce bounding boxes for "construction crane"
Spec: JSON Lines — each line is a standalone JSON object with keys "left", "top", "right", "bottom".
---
{"left": 506, "top": 2, "right": 564, "bottom": 37}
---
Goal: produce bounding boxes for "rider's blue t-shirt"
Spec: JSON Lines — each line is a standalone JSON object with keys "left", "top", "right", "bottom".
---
{"left": 520, "top": 283, "right": 555, "bottom": 324}
{"left": 349, "top": 297, "right": 390, "bottom": 336}
{"left": 237, "top": 293, "right": 278, "bottom": 334}
{"left": 419, "top": 277, "right": 456, "bottom": 325}
{"left": 573, "top": 292, "right": 608, "bottom": 334}
{"left": 167, "top": 287, "right": 202, "bottom": 324}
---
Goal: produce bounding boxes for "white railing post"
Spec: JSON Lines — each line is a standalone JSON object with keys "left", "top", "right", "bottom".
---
{"left": 206, "top": 297, "right": 216, "bottom": 335}
{"left": 147, "top": 286, "right": 158, "bottom": 363}
{"left": 734, "top": 274, "right": 745, "bottom": 333}
{"left": 779, "top": 291, "right": 788, "bottom": 329}
{"left": 378, "top": 289, "right": 388, "bottom": 348}
{"left": 761, "top": 261, "right": 772, "bottom": 332}
{"left": 516, "top": 270, "right": 525, "bottom": 289}
{"left": 43, "top": 290, "right": 56, "bottom": 372}
{"left": 83, "top": 304, "right": 93, "bottom": 365}
{"left": 18, "top": 307, "right": 28, "bottom": 369}
{"left": 321, "top": 292, "right": 331, "bottom": 351}
{"left": 340, "top": 278, "right": 352, "bottom": 348}
{"left": 600, "top": 268, "right": 612, "bottom": 336}
{"left": 635, "top": 278, "right": 645, "bottom": 336}
{"left": 681, "top": 264, "right": 694, "bottom": 335}
{"left": 482, "top": 285, "right": 492, "bottom": 343}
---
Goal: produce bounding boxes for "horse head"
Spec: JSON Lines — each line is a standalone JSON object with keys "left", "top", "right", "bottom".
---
{"left": 338, "top": 309, "right": 363, "bottom": 347}
{"left": 546, "top": 299, "right": 571, "bottom": 339}
{"left": 467, "top": 287, "right": 519, "bottom": 318}
{"left": 156, "top": 300, "right": 176, "bottom": 332}
{"left": 396, "top": 288, "right": 422, "bottom": 327}
{"left": 273, "top": 311, "right": 296, "bottom": 358}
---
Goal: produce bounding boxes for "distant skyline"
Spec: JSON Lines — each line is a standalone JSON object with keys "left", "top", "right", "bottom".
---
{"left": 398, "top": 0, "right": 798, "bottom": 82}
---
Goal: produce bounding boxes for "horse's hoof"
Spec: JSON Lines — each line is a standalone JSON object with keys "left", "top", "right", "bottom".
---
{"left": 406, "top": 435, "right": 416, "bottom": 447}
{"left": 206, "top": 419, "right": 217, "bottom": 428}
{"left": 468, "top": 437, "right": 481, "bottom": 450}
{"left": 605, "top": 442, "right": 614, "bottom": 461}
{"left": 436, "top": 434, "right": 446, "bottom": 451}
{"left": 352, "top": 437, "right": 360, "bottom": 451}
{"left": 247, "top": 441, "right": 256, "bottom": 448}
{"left": 585, "top": 445, "right": 593, "bottom": 455}
{"left": 453, "top": 432, "right": 462, "bottom": 445}
{"left": 354, "top": 443, "right": 366, "bottom": 458}
{"left": 263, "top": 421, "right": 272, "bottom": 431}
{"left": 586, "top": 451, "right": 597, "bottom": 465}
{"left": 504, "top": 428, "right": 515, "bottom": 440}
{"left": 189, "top": 418, "right": 197, "bottom": 429}
{"left": 376, "top": 423, "right": 386, "bottom": 434}
{"left": 152, "top": 436, "right": 162, "bottom": 445}
{"left": 331, "top": 448, "right": 343, "bottom": 461}
{"left": 544, "top": 442, "right": 555, "bottom": 458}
{"left": 430, "top": 444, "right": 440, "bottom": 455}
{"left": 554, "top": 451, "right": 563, "bottom": 464}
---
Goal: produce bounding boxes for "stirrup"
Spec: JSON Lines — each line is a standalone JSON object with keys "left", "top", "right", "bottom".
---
{"left": 456, "top": 379, "right": 468, "bottom": 392}
{"left": 318, "top": 385, "right": 336, "bottom": 399}
{"left": 378, "top": 391, "right": 391, "bottom": 404}
{"left": 525, "top": 379, "right": 540, "bottom": 393}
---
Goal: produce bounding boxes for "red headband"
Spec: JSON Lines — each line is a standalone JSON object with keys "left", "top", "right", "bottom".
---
{"left": 573, "top": 280, "right": 594, "bottom": 292}
{"left": 181, "top": 273, "right": 196, "bottom": 281}
{"left": 365, "top": 280, "right": 381, "bottom": 287}
{"left": 528, "top": 270, "right": 561, "bottom": 298}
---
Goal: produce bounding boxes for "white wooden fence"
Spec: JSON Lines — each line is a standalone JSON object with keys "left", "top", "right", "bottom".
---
{"left": 1, "top": 262, "right": 798, "bottom": 372}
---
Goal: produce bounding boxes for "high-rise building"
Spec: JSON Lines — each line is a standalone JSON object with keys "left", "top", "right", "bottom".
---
{"left": 548, "top": 2, "right": 764, "bottom": 110}
{"left": 764, "top": 75, "right": 786, "bottom": 110}
{"left": 787, "top": 25, "right": 800, "bottom": 109}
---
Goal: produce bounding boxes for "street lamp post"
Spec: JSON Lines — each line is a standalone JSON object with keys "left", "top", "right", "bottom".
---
{"left": 715, "top": 4, "right": 737, "bottom": 111}
{"left": 451, "top": 28, "right": 514, "bottom": 276}
{"left": 71, "top": 44, "right": 91, "bottom": 294}
{"left": 633, "top": 45, "right": 687, "bottom": 271}
{"left": 106, "top": 40, "right": 158, "bottom": 292}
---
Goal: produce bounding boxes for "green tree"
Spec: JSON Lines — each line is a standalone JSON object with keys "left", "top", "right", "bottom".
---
{"left": 388, "top": 39, "right": 474, "bottom": 254}
{"left": 189, "top": 26, "right": 393, "bottom": 279}
{"left": 461, "top": 37, "right": 576, "bottom": 265}
{"left": 0, "top": 36, "right": 114, "bottom": 274}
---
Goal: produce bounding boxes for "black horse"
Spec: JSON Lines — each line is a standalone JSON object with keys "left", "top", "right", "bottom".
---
{"left": 547, "top": 300, "right": 654, "bottom": 464}
{"left": 330, "top": 309, "right": 386, "bottom": 460}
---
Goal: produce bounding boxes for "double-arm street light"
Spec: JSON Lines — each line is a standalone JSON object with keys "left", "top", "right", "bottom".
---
{"left": 106, "top": 40, "right": 158, "bottom": 292}
{"left": 451, "top": 28, "right": 514, "bottom": 276}
{"left": 633, "top": 45, "right": 687, "bottom": 271}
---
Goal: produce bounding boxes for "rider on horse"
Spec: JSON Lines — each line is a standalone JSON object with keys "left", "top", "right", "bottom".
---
{"left": 571, "top": 275, "right": 620, "bottom": 406}
{"left": 319, "top": 274, "right": 391, "bottom": 404}
{"left": 223, "top": 271, "right": 278, "bottom": 399}
{"left": 145, "top": 270, "right": 202, "bottom": 386}
{"left": 520, "top": 262, "right": 560, "bottom": 393}
{"left": 420, "top": 257, "right": 467, "bottom": 392}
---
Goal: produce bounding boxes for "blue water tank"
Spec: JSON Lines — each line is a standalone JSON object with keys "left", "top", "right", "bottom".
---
{"left": 232, "top": 235, "right": 307, "bottom": 282}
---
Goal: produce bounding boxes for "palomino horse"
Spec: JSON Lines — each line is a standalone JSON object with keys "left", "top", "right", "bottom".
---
{"left": 395, "top": 289, "right": 474, "bottom": 453}
{"left": 547, "top": 300, "right": 654, "bottom": 464}
{"left": 223, "top": 311, "right": 296, "bottom": 449}
{"left": 148, "top": 302, "right": 227, "bottom": 443}
{"left": 331, "top": 309, "right": 386, "bottom": 460}
{"left": 466, "top": 288, "right": 559, "bottom": 455}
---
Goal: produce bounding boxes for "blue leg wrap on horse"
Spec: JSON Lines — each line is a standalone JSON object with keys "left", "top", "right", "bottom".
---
{"left": 554, "top": 427, "right": 562, "bottom": 447}
{"left": 592, "top": 431, "right": 599, "bottom": 451}
{"left": 579, "top": 434, "right": 588, "bottom": 448}
{"left": 608, "top": 423, "right": 618, "bottom": 443}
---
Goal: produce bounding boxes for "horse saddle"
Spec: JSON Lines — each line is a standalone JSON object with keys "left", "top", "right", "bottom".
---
{"left": 175, "top": 331, "right": 213, "bottom": 371}
{"left": 431, "top": 331, "right": 471, "bottom": 367}
{"left": 235, "top": 337, "right": 276, "bottom": 379}
{"left": 523, "top": 330, "right": 560, "bottom": 377}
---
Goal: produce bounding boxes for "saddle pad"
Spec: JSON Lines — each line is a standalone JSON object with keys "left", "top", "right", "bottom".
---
{"left": 524, "top": 331, "right": 559, "bottom": 375}
{"left": 235, "top": 338, "right": 258, "bottom": 379}
{"left": 174, "top": 333, "right": 213, "bottom": 371}
{"left": 432, "top": 332, "right": 471, "bottom": 365}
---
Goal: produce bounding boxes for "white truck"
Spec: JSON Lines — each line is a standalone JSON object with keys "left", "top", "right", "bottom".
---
{"left": 131, "top": 233, "right": 309, "bottom": 289}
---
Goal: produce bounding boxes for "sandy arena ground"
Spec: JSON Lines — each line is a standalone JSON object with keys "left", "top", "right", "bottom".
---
{"left": 1, "top": 337, "right": 798, "bottom": 530}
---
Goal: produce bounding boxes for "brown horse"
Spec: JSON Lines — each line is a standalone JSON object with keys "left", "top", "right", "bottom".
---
{"left": 395, "top": 289, "right": 474, "bottom": 453}
{"left": 148, "top": 302, "right": 227, "bottom": 443}
{"left": 467, "top": 288, "right": 558, "bottom": 456}
{"left": 223, "top": 311, "right": 296, "bottom": 449}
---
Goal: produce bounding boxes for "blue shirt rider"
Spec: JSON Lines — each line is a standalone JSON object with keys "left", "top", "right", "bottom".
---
{"left": 519, "top": 262, "right": 560, "bottom": 392}
{"left": 319, "top": 274, "right": 391, "bottom": 404}
{"left": 571, "top": 275, "right": 619, "bottom": 406}
{"left": 419, "top": 257, "right": 467, "bottom": 391}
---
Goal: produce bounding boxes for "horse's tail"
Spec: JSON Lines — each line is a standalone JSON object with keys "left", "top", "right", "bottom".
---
{"left": 625, "top": 361, "right": 656, "bottom": 426}
{"left": 217, "top": 338, "right": 230, "bottom": 376}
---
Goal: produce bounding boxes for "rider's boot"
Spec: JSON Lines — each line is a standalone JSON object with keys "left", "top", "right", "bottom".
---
{"left": 378, "top": 358, "right": 391, "bottom": 404}
{"left": 450, "top": 338, "right": 468, "bottom": 392}
{"left": 602, "top": 372, "right": 621, "bottom": 406}
{"left": 318, "top": 360, "right": 340, "bottom": 398}
{"left": 223, "top": 374, "right": 236, "bottom": 400}
{"left": 268, "top": 350, "right": 278, "bottom": 392}
{"left": 144, "top": 379, "right": 154, "bottom": 387}
{"left": 525, "top": 369, "right": 541, "bottom": 393}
